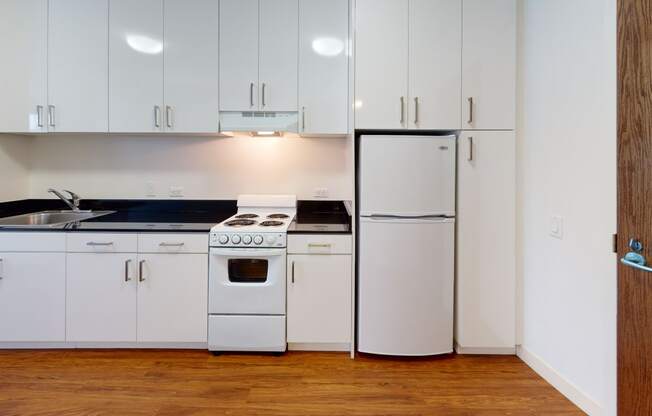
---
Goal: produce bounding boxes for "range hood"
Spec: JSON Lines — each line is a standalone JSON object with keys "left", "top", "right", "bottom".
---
{"left": 219, "top": 111, "right": 299, "bottom": 134}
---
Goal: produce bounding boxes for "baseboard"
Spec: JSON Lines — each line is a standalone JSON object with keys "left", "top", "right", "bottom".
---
{"left": 0, "top": 342, "right": 208, "bottom": 350}
{"left": 455, "top": 342, "right": 516, "bottom": 355}
{"left": 288, "top": 342, "right": 350, "bottom": 352}
{"left": 517, "top": 345, "right": 603, "bottom": 416}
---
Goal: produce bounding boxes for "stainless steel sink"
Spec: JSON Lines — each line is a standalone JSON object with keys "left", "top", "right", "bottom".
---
{"left": 0, "top": 210, "right": 114, "bottom": 228}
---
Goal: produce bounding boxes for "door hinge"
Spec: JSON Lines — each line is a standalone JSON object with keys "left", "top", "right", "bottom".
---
{"left": 613, "top": 234, "right": 618, "bottom": 254}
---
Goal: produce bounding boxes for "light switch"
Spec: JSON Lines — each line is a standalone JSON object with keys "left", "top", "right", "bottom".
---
{"left": 550, "top": 216, "right": 563, "bottom": 239}
{"left": 314, "top": 188, "right": 329, "bottom": 199}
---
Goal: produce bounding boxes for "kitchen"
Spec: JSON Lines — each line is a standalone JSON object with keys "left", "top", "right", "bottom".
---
{"left": 0, "top": 0, "right": 620, "bottom": 415}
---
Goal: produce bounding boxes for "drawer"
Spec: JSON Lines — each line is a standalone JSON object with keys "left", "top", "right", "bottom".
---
{"left": 288, "top": 234, "right": 352, "bottom": 254}
{"left": 66, "top": 233, "right": 138, "bottom": 253}
{"left": 138, "top": 233, "right": 208, "bottom": 254}
{"left": 0, "top": 232, "right": 66, "bottom": 252}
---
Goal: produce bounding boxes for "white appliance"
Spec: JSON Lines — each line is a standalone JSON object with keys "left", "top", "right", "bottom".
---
{"left": 208, "top": 194, "right": 296, "bottom": 353}
{"left": 358, "top": 135, "right": 456, "bottom": 356}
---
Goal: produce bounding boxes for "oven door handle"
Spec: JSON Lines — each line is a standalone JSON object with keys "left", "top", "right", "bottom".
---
{"left": 210, "top": 248, "right": 285, "bottom": 257}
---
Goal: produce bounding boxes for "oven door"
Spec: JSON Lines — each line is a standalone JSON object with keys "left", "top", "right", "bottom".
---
{"left": 209, "top": 247, "right": 286, "bottom": 315}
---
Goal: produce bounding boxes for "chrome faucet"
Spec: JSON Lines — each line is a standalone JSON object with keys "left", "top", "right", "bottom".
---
{"left": 48, "top": 188, "right": 81, "bottom": 212}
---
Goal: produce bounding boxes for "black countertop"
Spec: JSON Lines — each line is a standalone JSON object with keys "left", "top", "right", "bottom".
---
{"left": 0, "top": 199, "right": 351, "bottom": 234}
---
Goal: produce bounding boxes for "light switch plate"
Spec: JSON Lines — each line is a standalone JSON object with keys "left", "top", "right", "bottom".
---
{"left": 169, "top": 186, "right": 184, "bottom": 198}
{"left": 550, "top": 216, "right": 563, "bottom": 239}
{"left": 314, "top": 188, "right": 329, "bottom": 199}
{"left": 145, "top": 181, "right": 157, "bottom": 198}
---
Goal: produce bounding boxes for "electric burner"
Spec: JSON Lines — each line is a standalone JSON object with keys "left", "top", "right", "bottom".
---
{"left": 260, "top": 220, "right": 284, "bottom": 227}
{"left": 235, "top": 213, "right": 259, "bottom": 219}
{"left": 267, "top": 213, "right": 290, "bottom": 219}
{"left": 225, "top": 219, "right": 257, "bottom": 227}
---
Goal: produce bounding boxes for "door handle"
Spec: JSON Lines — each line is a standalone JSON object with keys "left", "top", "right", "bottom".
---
{"left": 262, "top": 83, "right": 266, "bottom": 107}
{"left": 36, "top": 105, "right": 44, "bottom": 128}
{"left": 0, "top": 258, "right": 3, "bottom": 280}
{"left": 400, "top": 96, "right": 405, "bottom": 125}
{"left": 414, "top": 97, "right": 419, "bottom": 125}
{"left": 125, "top": 259, "right": 132, "bottom": 282}
{"left": 139, "top": 260, "right": 146, "bottom": 282}
{"left": 250, "top": 82, "right": 255, "bottom": 107}
{"left": 467, "top": 97, "right": 474, "bottom": 125}
{"left": 621, "top": 258, "right": 652, "bottom": 273}
{"left": 166, "top": 106, "right": 173, "bottom": 128}
{"left": 291, "top": 261, "right": 295, "bottom": 284}
{"left": 154, "top": 106, "right": 161, "bottom": 128}
{"left": 621, "top": 239, "right": 652, "bottom": 272}
{"left": 467, "top": 136, "right": 474, "bottom": 162}
{"left": 302, "top": 106, "right": 306, "bottom": 131}
{"left": 48, "top": 105, "right": 56, "bottom": 127}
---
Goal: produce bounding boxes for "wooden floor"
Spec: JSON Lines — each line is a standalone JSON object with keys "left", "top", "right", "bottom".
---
{"left": 0, "top": 350, "right": 582, "bottom": 416}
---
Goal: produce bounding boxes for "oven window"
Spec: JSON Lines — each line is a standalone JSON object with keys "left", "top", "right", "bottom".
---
{"left": 228, "top": 259, "right": 268, "bottom": 283}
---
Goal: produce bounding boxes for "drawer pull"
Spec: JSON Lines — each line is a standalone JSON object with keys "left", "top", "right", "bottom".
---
{"left": 86, "top": 241, "right": 114, "bottom": 247}
{"left": 159, "top": 242, "right": 185, "bottom": 247}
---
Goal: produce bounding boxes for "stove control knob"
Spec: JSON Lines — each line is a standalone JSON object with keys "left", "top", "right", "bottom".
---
{"left": 253, "top": 235, "right": 264, "bottom": 245}
{"left": 266, "top": 234, "right": 277, "bottom": 244}
{"left": 218, "top": 235, "right": 229, "bottom": 245}
{"left": 231, "top": 235, "right": 242, "bottom": 244}
{"left": 242, "top": 235, "right": 252, "bottom": 245}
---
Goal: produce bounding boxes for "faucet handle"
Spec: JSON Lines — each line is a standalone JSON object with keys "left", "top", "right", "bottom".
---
{"left": 63, "top": 190, "right": 80, "bottom": 209}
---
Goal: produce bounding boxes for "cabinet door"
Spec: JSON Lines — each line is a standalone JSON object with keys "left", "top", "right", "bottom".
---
{"left": 409, "top": 0, "right": 461, "bottom": 130}
{"left": 48, "top": 0, "right": 109, "bottom": 133}
{"left": 287, "top": 254, "right": 352, "bottom": 344}
{"left": 0, "top": 253, "right": 65, "bottom": 342}
{"left": 219, "top": 0, "right": 259, "bottom": 111}
{"left": 259, "top": 0, "right": 298, "bottom": 112}
{"left": 456, "top": 131, "right": 515, "bottom": 349}
{"left": 109, "top": 0, "right": 164, "bottom": 132}
{"left": 0, "top": 0, "right": 47, "bottom": 133}
{"left": 137, "top": 254, "right": 208, "bottom": 343}
{"left": 66, "top": 253, "right": 138, "bottom": 342}
{"left": 298, "top": 0, "right": 349, "bottom": 135}
{"left": 164, "top": 0, "right": 219, "bottom": 133}
{"left": 355, "top": 0, "right": 408, "bottom": 130}
{"left": 462, "top": 0, "right": 516, "bottom": 130}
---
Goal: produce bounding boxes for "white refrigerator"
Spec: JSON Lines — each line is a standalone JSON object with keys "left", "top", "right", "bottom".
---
{"left": 358, "top": 134, "right": 456, "bottom": 356}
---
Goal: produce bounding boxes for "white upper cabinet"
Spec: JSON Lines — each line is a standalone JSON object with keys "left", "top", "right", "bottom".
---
{"left": 298, "top": 0, "right": 349, "bottom": 135}
{"left": 163, "top": 0, "right": 219, "bottom": 133}
{"left": 219, "top": 0, "right": 259, "bottom": 111}
{"left": 355, "top": 0, "right": 408, "bottom": 130}
{"left": 0, "top": 0, "right": 48, "bottom": 133}
{"left": 48, "top": 0, "right": 109, "bottom": 133}
{"left": 408, "top": 0, "right": 461, "bottom": 130}
{"left": 259, "top": 0, "right": 298, "bottom": 112}
{"left": 462, "top": 0, "right": 516, "bottom": 130}
{"left": 109, "top": 0, "right": 164, "bottom": 133}
{"left": 220, "top": 0, "right": 298, "bottom": 112}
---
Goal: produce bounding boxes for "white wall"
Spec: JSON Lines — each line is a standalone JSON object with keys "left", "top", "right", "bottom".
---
{"left": 0, "top": 134, "right": 31, "bottom": 202}
{"left": 517, "top": 1, "right": 617, "bottom": 415}
{"left": 27, "top": 134, "right": 354, "bottom": 200}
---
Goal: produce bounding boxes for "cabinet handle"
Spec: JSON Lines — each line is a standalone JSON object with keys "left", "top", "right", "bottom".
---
{"left": 468, "top": 136, "right": 474, "bottom": 162}
{"left": 302, "top": 106, "right": 306, "bottom": 131}
{"left": 291, "top": 260, "right": 295, "bottom": 284}
{"left": 36, "top": 105, "right": 44, "bottom": 127}
{"left": 86, "top": 241, "right": 114, "bottom": 246}
{"left": 308, "top": 243, "right": 331, "bottom": 248}
{"left": 159, "top": 242, "right": 185, "bottom": 247}
{"left": 139, "top": 260, "right": 146, "bottom": 282}
{"left": 250, "top": 82, "right": 255, "bottom": 107}
{"left": 262, "top": 83, "right": 266, "bottom": 107}
{"left": 400, "top": 97, "right": 405, "bottom": 125}
{"left": 0, "top": 258, "right": 4, "bottom": 280}
{"left": 154, "top": 106, "right": 161, "bottom": 128}
{"left": 124, "top": 259, "right": 132, "bottom": 282}
{"left": 48, "top": 105, "right": 56, "bottom": 127}
{"left": 166, "top": 106, "right": 173, "bottom": 128}
{"left": 414, "top": 97, "right": 419, "bottom": 125}
{"left": 467, "top": 97, "right": 474, "bottom": 125}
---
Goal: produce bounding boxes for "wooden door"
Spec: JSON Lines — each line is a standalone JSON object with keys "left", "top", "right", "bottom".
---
{"left": 618, "top": 1, "right": 652, "bottom": 413}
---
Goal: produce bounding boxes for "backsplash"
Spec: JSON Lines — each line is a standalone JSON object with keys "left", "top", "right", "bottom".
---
{"left": 25, "top": 133, "right": 353, "bottom": 201}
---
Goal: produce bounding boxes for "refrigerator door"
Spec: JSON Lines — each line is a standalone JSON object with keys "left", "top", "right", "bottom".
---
{"left": 358, "top": 216, "right": 454, "bottom": 356}
{"left": 359, "top": 135, "right": 456, "bottom": 217}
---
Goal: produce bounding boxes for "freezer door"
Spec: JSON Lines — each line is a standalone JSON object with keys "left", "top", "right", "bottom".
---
{"left": 359, "top": 135, "right": 456, "bottom": 216}
{"left": 358, "top": 216, "right": 454, "bottom": 356}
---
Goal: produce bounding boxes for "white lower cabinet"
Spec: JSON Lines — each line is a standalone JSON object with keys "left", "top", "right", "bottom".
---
{"left": 137, "top": 253, "right": 207, "bottom": 343}
{"left": 456, "top": 131, "right": 516, "bottom": 352}
{"left": 0, "top": 252, "right": 66, "bottom": 342}
{"left": 286, "top": 234, "right": 352, "bottom": 350}
{"left": 66, "top": 252, "right": 137, "bottom": 342}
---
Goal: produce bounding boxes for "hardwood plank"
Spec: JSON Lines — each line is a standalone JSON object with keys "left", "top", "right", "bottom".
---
{"left": 0, "top": 350, "right": 582, "bottom": 415}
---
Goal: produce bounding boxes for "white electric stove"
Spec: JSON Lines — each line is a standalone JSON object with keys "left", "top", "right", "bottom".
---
{"left": 208, "top": 195, "right": 296, "bottom": 353}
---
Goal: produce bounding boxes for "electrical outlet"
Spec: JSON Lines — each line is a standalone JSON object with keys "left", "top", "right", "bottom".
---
{"left": 550, "top": 216, "right": 563, "bottom": 239}
{"left": 145, "top": 181, "right": 157, "bottom": 198}
{"left": 314, "top": 188, "right": 329, "bottom": 199}
{"left": 169, "top": 186, "right": 184, "bottom": 198}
